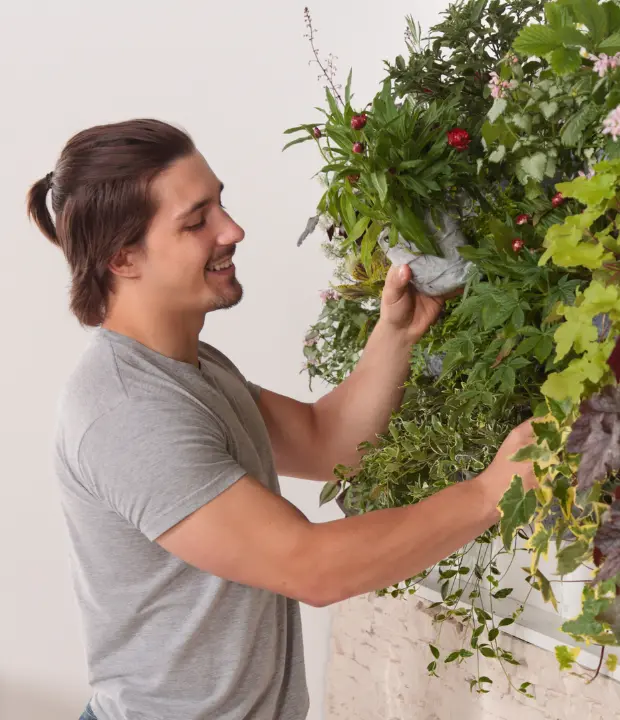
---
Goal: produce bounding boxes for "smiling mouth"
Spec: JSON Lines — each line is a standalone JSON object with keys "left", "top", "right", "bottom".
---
{"left": 206, "top": 255, "right": 235, "bottom": 272}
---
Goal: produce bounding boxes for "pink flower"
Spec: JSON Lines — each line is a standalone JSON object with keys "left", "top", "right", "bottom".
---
{"left": 578, "top": 169, "right": 595, "bottom": 179}
{"left": 304, "top": 336, "right": 318, "bottom": 347}
{"left": 592, "top": 52, "right": 620, "bottom": 77}
{"left": 320, "top": 288, "right": 340, "bottom": 302}
{"left": 488, "top": 71, "right": 517, "bottom": 99}
{"left": 603, "top": 105, "right": 620, "bottom": 141}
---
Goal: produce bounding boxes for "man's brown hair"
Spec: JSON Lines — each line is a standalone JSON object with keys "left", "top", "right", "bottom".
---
{"left": 27, "top": 119, "right": 195, "bottom": 326}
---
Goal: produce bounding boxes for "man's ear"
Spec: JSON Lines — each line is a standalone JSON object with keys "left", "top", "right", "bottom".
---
{"left": 108, "top": 245, "right": 143, "bottom": 279}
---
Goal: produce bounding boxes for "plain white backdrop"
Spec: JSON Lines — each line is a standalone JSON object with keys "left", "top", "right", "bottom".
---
{"left": 0, "top": 2, "right": 448, "bottom": 718}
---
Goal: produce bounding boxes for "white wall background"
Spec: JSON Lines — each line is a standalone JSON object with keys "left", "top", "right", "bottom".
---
{"left": 0, "top": 2, "right": 448, "bottom": 718}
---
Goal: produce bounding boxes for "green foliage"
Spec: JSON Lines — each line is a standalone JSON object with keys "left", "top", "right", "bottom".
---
{"left": 291, "top": 0, "right": 620, "bottom": 693}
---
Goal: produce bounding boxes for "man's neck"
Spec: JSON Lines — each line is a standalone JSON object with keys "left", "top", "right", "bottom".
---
{"left": 102, "top": 311, "right": 206, "bottom": 367}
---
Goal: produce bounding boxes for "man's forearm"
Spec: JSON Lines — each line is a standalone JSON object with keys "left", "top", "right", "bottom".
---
{"left": 312, "top": 320, "right": 413, "bottom": 470}
{"left": 299, "top": 469, "right": 503, "bottom": 607}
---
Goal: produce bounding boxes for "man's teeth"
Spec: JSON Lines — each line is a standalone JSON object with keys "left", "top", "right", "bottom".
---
{"left": 207, "top": 258, "right": 233, "bottom": 271}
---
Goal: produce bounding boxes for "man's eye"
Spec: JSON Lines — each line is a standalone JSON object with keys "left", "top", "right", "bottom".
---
{"left": 186, "top": 218, "right": 206, "bottom": 232}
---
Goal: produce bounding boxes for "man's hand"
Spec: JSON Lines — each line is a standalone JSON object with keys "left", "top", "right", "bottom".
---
{"left": 379, "top": 263, "right": 446, "bottom": 344}
{"left": 476, "top": 419, "right": 538, "bottom": 521}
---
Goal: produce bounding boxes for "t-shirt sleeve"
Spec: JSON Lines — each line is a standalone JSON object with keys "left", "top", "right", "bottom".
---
{"left": 78, "top": 400, "right": 248, "bottom": 541}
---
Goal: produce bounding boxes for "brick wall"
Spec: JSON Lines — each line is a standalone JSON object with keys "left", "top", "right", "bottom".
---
{"left": 326, "top": 593, "right": 620, "bottom": 720}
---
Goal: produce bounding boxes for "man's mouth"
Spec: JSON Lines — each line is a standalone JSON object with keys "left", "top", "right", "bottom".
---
{"left": 206, "top": 256, "right": 235, "bottom": 273}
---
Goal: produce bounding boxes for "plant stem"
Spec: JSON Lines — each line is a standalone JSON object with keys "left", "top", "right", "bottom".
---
{"left": 303, "top": 7, "right": 344, "bottom": 106}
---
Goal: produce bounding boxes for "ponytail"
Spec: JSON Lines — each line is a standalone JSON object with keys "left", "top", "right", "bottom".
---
{"left": 27, "top": 172, "right": 59, "bottom": 245}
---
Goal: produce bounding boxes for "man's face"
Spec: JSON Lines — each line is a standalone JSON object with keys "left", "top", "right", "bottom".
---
{"left": 137, "top": 151, "right": 245, "bottom": 315}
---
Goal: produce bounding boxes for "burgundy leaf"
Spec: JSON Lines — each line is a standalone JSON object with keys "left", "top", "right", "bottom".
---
{"left": 595, "top": 502, "right": 620, "bottom": 582}
{"left": 566, "top": 387, "right": 620, "bottom": 491}
{"left": 608, "top": 338, "right": 620, "bottom": 383}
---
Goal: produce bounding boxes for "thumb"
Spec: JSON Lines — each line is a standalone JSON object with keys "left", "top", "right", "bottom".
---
{"left": 382, "top": 264, "right": 412, "bottom": 306}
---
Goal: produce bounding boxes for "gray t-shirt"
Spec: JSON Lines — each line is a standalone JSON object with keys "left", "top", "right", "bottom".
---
{"left": 55, "top": 328, "right": 309, "bottom": 720}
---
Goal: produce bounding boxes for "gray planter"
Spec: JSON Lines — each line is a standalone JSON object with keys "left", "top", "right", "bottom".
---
{"left": 378, "top": 208, "right": 473, "bottom": 297}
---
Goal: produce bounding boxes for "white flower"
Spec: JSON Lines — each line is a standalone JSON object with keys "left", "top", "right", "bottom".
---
{"left": 603, "top": 105, "right": 620, "bottom": 141}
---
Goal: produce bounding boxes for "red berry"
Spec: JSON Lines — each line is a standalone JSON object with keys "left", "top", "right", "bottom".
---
{"left": 422, "top": 88, "right": 432, "bottom": 94}
{"left": 512, "top": 238, "right": 524, "bottom": 253}
{"left": 446, "top": 128, "right": 471, "bottom": 152}
{"left": 352, "top": 142, "right": 365, "bottom": 154}
{"left": 515, "top": 214, "right": 531, "bottom": 226}
{"left": 347, "top": 174, "right": 360, "bottom": 183}
{"left": 312, "top": 127, "right": 322, "bottom": 139}
{"left": 551, "top": 192, "right": 565, "bottom": 208}
{"left": 351, "top": 114, "right": 368, "bottom": 130}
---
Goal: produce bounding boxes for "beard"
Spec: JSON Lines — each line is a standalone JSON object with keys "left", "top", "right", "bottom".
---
{"left": 209, "top": 277, "right": 243, "bottom": 312}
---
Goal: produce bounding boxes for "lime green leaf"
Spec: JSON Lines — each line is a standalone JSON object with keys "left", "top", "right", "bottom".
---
{"left": 581, "top": 281, "right": 620, "bottom": 316}
{"left": 555, "top": 645, "right": 580, "bottom": 671}
{"left": 606, "top": 653, "right": 618, "bottom": 672}
{"left": 554, "top": 307, "right": 598, "bottom": 361}
{"left": 511, "top": 444, "right": 552, "bottom": 462}
{"left": 557, "top": 540, "right": 590, "bottom": 575}
{"left": 498, "top": 475, "right": 537, "bottom": 550}
{"left": 514, "top": 25, "right": 562, "bottom": 56}
{"left": 556, "top": 174, "right": 617, "bottom": 205}
{"left": 529, "top": 524, "right": 552, "bottom": 559}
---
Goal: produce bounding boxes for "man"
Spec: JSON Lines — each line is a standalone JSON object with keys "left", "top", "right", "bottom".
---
{"left": 28, "top": 119, "right": 535, "bottom": 720}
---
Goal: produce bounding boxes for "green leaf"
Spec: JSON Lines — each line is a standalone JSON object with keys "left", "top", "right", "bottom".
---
{"left": 606, "top": 653, "right": 618, "bottom": 672}
{"left": 554, "top": 307, "right": 598, "bottom": 361}
{"left": 488, "top": 98, "right": 507, "bottom": 124}
{"left": 568, "top": 0, "right": 608, "bottom": 44}
{"left": 498, "top": 475, "right": 537, "bottom": 550}
{"left": 599, "top": 32, "right": 620, "bottom": 54}
{"left": 282, "top": 136, "right": 313, "bottom": 151}
{"left": 488, "top": 628, "right": 499, "bottom": 641}
{"left": 488, "top": 145, "right": 506, "bottom": 163}
{"left": 499, "top": 617, "right": 515, "bottom": 627}
{"left": 557, "top": 539, "right": 590, "bottom": 575}
{"left": 348, "top": 215, "right": 371, "bottom": 245}
{"left": 540, "top": 101, "right": 559, "bottom": 119}
{"left": 430, "top": 645, "right": 440, "bottom": 659}
{"left": 370, "top": 172, "right": 388, "bottom": 204}
{"left": 513, "top": 25, "right": 562, "bottom": 56}
{"left": 492, "top": 588, "right": 514, "bottom": 600}
{"left": 361, "top": 222, "right": 380, "bottom": 274}
{"left": 519, "top": 153, "right": 548, "bottom": 183}
{"left": 555, "top": 645, "right": 580, "bottom": 670}
{"left": 561, "top": 105, "right": 597, "bottom": 147}
{"left": 319, "top": 482, "right": 340, "bottom": 506}
{"left": 479, "top": 647, "right": 496, "bottom": 658}
{"left": 550, "top": 47, "right": 582, "bottom": 75}
{"left": 345, "top": 68, "right": 353, "bottom": 105}
{"left": 534, "top": 569, "right": 558, "bottom": 611}
{"left": 445, "top": 651, "right": 460, "bottom": 663}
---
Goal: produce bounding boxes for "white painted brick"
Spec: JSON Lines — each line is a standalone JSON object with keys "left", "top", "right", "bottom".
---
{"left": 326, "top": 594, "right": 620, "bottom": 720}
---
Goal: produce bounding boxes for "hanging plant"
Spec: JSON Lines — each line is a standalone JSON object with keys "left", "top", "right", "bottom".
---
{"left": 289, "top": 0, "right": 620, "bottom": 694}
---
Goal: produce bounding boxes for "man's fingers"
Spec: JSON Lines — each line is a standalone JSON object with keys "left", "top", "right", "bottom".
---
{"left": 382, "top": 264, "right": 411, "bottom": 305}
